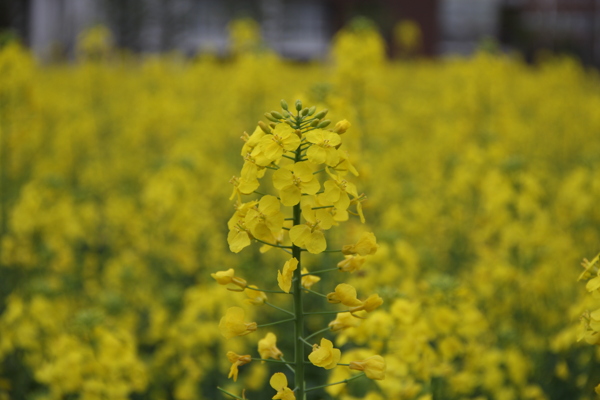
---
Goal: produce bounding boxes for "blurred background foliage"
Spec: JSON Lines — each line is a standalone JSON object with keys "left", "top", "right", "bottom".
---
{"left": 1, "top": 18, "right": 600, "bottom": 400}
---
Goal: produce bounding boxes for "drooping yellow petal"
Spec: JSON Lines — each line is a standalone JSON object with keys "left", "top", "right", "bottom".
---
{"left": 308, "top": 338, "right": 341, "bottom": 370}
{"left": 277, "top": 257, "right": 298, "bottom": 293}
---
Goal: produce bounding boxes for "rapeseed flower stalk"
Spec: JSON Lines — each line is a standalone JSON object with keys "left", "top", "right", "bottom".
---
{"left": 214, "top": 100, "right": 383, "bottom": 399}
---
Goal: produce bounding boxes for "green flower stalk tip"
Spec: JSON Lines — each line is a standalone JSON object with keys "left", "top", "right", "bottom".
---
{"left": 295, "top": 99, "right": 303, "bottom": 111}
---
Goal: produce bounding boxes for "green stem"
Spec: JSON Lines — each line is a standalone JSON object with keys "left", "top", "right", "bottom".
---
{"left": 251, "top": 358, "right": 294, "bottom": 365}
{"left": 254, "top": 238, "right": 293, "bottom": 249}
{"left": 304, "top": 249, "right": 343, "bottom": 253}
{"left": 280, "top": 356, "right": 296, "bottom": 373}
{"left": 282, "top": 154, "right": 295, "bottom": 161}
{"left": 302, "top": 267, "right": 338, "bottom": 276}
{"left": 265, "top": 301, "right": 294, "bottom": 316}
{"left": 304, "top": 326, "right": 330, "bottom": 341}
{"left": 245, "top": 286, "right": 289, "bottom": 294}
{"left": 303, "top": 288, "right": 327, "bottom": 298}
{"left": 257, "top": 318, "right": 295, "bottom": 328}
{"left": 292, "top": 144, "right": 306, "bottom": 400}
{"left": 304, "top": 310, "right": 351, "bottom": 316}
{"left": 312, "top": 168, "right": 326, "bottom": 175}
{"left": 217, "top": 387, "right": 246, "bottom": 400}
{"left": 299, "top": 336, "right": 313, "bottom": 348}
{"left": 305, "top": 373, "right": 365, "bottom": 392}
{"left": 311, "top": 205, "right": 334, "bottom": 210}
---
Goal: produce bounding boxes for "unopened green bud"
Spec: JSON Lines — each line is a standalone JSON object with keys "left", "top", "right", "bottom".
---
{"left": 282, "top": 110, "right": 292, "bottom": 118}
{"left": 258, "top": 121, "right": 271, "bottom": 134}
{"left": 310, "top": 119, "right": 320, "bottom": 127}
{"left": 280, "top": 99, "right": 289, "bottom": 110}
{"left": 265, "top": 112, "right": 278, "bottom": 122}
{"left": 271, "top": 111, "right": 284, "bottom": 120}
{"left": 301, "top": 108, "right": 309, "bottom": 116}
{"left": 269, "top": 122, "right": 276, "bottom": 129}
{"left": 285, "top": 118, "right": 295, "bottom": 126}
{"left": 314, "top": 109, "right": 328, "bottom": 119}
{"left": 307, "top": 106, "right": 316, "bottom": 116}
{"left": 295, "top": 100, "right": 303, "bottom": 111}
{"left": 317, "top": 119, "right": 331, "bottom": 128}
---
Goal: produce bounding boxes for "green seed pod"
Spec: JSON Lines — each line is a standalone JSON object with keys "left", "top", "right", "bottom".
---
{"left": 317, "top": 119, "right": 331, "bottom": 128}
{"left": 295, "top": 100, "right": 303, "bottom": 111}
{"left": 301, "top": 108, "right": 309, "bottom": 116}
{"left": 280, "top": 99, "right": 289, "bottom": 110}
{"left": 314, "top": 109, "right": 328, "bottom": 119}
{"left": 265, "top": 112, "right": 278, "bottom": 122}
{"left": 258, "top": 121, "right": 271, "bottom": 134}
{"left": 307, "top": 106, "right": 316, "bottom": 116}
{"left": 310, "top": 119, "right": 320, "bottom": 127}
{"left": 271, "top": 111, "right": 284, "bottom": 120}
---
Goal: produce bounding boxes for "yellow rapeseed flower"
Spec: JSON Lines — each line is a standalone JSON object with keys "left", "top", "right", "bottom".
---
{"left": 211, "top": 268, "right": 247, "bottom": 290}
{"left": 270, "top": 372, "right": 295, "bottom": 400}
{"left": 272, "top": 161, "right": 320, "bottom": 206}
{"left": 326, "top": 284, "right": 363, "bottom": 307}
{"left": 301, "top": 268, "right": 320, "bottom": 289}
{"left": 245, "top": 285, "right": 267, "bottom": 305}
{"left": 349, "top": 355, "right": 386, "bottom": 380}
{"left": 289, "top": 223, "right": 326, "bottom": 254}
{"left": 277, "top": 258, "right": 298, "bottom": 293}
{"left": 305, "top": 129, "right": 342, "bottom": 166}
{"left": 245, "top": 195, "right": 284, "bottom": 243}
{"left": 219, "top": 307, "right": 257, "bottom": 339}
{"left": 258, "top": 332, "right": 283, "bottom": 361}
{"left": 308, "top": 338, "right": 341, "bottom": 370}
{"left": 329, "top": 312, "right": 361, "bottom": 332}
{"left": 342, "top": 232, "right": 378, "bottom": 256}
{"left": 226, "top": 351, "right": 251, "bottom": 382}
{"left": 337, "top": 255, "right": 366, "bottom": 273}
{"left": 349, "top": 294, "right": 384, "bottom": 316}
{"left": 256, "top": 123, "right": 300, "bottom": 162}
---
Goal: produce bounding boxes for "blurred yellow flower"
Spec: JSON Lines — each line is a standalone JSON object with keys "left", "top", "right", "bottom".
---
{"left": 245, "top": 285, "right": 267, "bottom": 305}
{"left": 258, "top": 332, "right": 283, "bottom": 361}
{"left": 329, "top": 312, "right": 361, "bottom": 332}
{"left": 349, "top": 355, "right": 386, "bottom": 380}
{"left": 211, "top": 268, "right": 247, "bottom": 290}
{"left": 350, "top": 294, "right": 383, "bottom": 316}
{"left": 333, "top": 119, "right": 351, "bottom": 134}
{"left": 342, "top": 232, "right": 378, "bottom": 256}
{"left": 219, "top": 307, "right": 257, "bottom": 339}
{"left": 301, "top": 268, "right": 320, "bottom": 289}
{"left": 337, "top": 255, "right": 366, "bottom": 273}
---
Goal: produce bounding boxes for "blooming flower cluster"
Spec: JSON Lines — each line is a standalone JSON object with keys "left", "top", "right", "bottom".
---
{"left": 214, "top": 99, "right": 385, "bottom": 399}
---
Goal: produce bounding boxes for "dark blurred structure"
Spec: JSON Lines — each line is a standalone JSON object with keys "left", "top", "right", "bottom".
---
{"left": 1, "top": 0, "right": 599, "bottom": 66}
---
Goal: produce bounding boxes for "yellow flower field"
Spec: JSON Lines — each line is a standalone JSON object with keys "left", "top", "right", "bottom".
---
{"left": 1, "top": 22, "right": 600, "bottom": 400}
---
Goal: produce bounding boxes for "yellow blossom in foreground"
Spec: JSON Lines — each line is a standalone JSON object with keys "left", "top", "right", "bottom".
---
{"left": 256, "top": 123, "right": 300, "bottom": 162}
{"left": 226, "top": 351, "right": 251, "bottom": 382}
{"left": 301, "top": 268, "right": 320, "bottom": 289}
{"left": 329, "top": 312, "right": 361, "bottom": 332}
{"left": 272, "top": 161, "right": 320, "bottom": 206}
{"left": 258, "top": 332, "right": 283, "bottom": 361}
{"left": 305, "top": 129, "right": 342, "bottom": 166}
{"left": 245, "top": 285, "right": 267, "bottom": 305}
{"left": 308, "top": 338, "right": 341, "bottom": 370}
{"left": 349, "top": 355, "right": 386, "bottom": 380}
{"left": 270, "top": 372, "right": 295, "bottom": 400}
{"left": 211, "top": 268, "right": 247, "bottom": 290}
{"left": 289, "top": 223, "right": 326, "bottom": 254}
{"left": 342, "top": 232, "right": 378, "bottom": 256}
{"left": 326, "top": 283, "right": 363, "bottom": 307}
{"left": 337, "top": 255, "right": 367, "bottom": 273}
{"left": 245, "top": 195, "right": 284, "bottom": 243}
{"left": 277, "top": 257, "right": 298, "bottom": 293}
{"left": 219, "top": 307, "right": 257, "bottom": 339}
